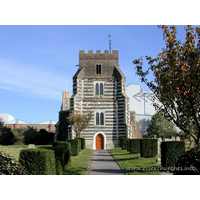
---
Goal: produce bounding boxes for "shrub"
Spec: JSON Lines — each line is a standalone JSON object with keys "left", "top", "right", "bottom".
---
{"left": 161, "top": 141, "right": 185, "bottom": 167}
{"left": 174, "top": 147, "right": 200, "bottom": 175}
{"left": 75, "top": 137, "right": 85, "bottom": 149}
{"left": 19, "top": 148, "right": 56, "bottom": 175}
{"left": 0, "top": 151, "right": 26, "bottom": 175}
{"left": 140, "top": 139, "right": 158, "bottom": 158}
{"left": 39, "top": 129, "right": 54, "bottom": 145}
{"left": 75, "top": 138, "right": 81, "bottom": 152}
{"left": 39, "top": 146, "right": 64, "bottom": 175}
{"left": 66, "top": 139, "right": 79, "bottom": 156}
{"left": 126, "top": 138, "right": 131, "bottom": 152}
{"left": 120, "top": 137, "right": 128, "bottom": 150}
{"left": 53, "top": 141, "right": 71, "bottom": 165}
{"left": 119, "top": 137, "right": 126, "bottom": 147}
{"left": 0, "top": 127, "right": 15, "bottom": 145}
{"left": 130, "top": 139, "right": 141, "bottom": 154}
{"left": 12, "top": 129, "right": 24, "bottom": 145}
{"left": 23, "top": 127, "right": 40, "bottom": 145}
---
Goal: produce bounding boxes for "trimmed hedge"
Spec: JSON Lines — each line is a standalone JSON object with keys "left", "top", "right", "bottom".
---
{"left": 119, "top": 137, "right": 127, "bottom": 148}
{"left": 130, "top": 139, "right": 141, "bottom": 154}
{"left": 76, "top": 137, "right": 85, "bottom": 150}
{"left": 127, "top": 138, "right": 131, "bottom": 152}
{"left": 53, "top": 141, "right": 71, "bottom": 165}
{"left": 120, "top": 137, "right": 129, "bottom": 150}
{"left": 174, "top": 147, "right": 200, "bottom": 175}
{"left": 161, "top": 141, "right": 185, "bottom": 167}
{"left": 19, "top": 148, "right": 56, "bottom": 175}
{"left": 140, "top": 139, "right": 158, "bottom": 158}
{"left": 66, "top": 139, "right": 79, "bottom": 156}
{"left": 39, "top": 145, "right": 66, "bottom": 175}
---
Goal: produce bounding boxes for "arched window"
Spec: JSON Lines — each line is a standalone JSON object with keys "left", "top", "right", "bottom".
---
{"left": 100, "top": 112, "right": 104, "bottom": 125}
{"left": 95, "top": 112, "right": 105, "bottom": 126}
{"left": 96, "top": 112, "right": 99, "bottom": 125}
{"left": 95, "top": 83, "right": 99, "bottom": 95}
{"left": 100, "top": 83, "right": 103, "bottom": 95}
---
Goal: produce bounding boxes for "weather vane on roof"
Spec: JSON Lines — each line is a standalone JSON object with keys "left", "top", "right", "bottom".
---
{"left": 108, "top": 34, "right": 111, "bottom": 53}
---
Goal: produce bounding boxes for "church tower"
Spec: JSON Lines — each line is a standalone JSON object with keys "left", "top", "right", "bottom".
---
{"left": 69, "top": 50, "right": 132, "bottom": 149}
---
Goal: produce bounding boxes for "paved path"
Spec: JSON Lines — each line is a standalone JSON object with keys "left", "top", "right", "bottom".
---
{"left": 87, "top": 150, "right": 124, "bottom": 175}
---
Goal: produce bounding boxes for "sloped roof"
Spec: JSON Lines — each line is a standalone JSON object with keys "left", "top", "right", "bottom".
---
{"left": 5, "top": 119, "right": 29, "bottom": 124}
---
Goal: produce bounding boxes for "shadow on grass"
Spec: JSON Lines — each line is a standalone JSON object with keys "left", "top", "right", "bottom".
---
{"left": 63, "top": 166, "right": 88, "bottom": 175}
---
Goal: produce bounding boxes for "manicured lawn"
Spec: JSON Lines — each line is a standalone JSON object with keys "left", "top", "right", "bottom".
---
{"left": 109, "top": 148, "right": 162, "bottom": 175}
{"left": 0, "top": 145, "right": 28, "bottom": 159}
{"left": 64, "top": 148, "right": 93, "bottom": 175}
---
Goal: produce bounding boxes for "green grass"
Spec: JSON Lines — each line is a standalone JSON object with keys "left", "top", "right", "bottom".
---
{"left": 109, "top": 148, "right": 162, "bottom": 175}
{"left": 64, "top": 148, "right": 93, "bottom": 175}
{"left": 0, "top": 145, "right": 28, "bottom": 159}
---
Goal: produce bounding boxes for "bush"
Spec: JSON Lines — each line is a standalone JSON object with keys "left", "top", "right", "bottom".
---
{"left": 66, "top": 139, "right": 79, "bottom": 156}
{"left": 76, "top": 137, "right": 85, "bottom": 149}
{"left": 119, "top": 137, "right": 126, "bottom": 147}
{"left": 53, "top": 141, "right": 71, "bottom": 165}
{"left": 130, "top": 139, "right": 141, "bottom": 154}
{"left": 39, "top": 129, "right": 54, "bottom": 145}
{"left": 120, "top": 137, "right": 128, "bottom": 150}
{"left": 19, "top": 148, "right": 56, "bottom": 175}
{"left": 39, "top": 146, "right": 64, "bottom": 175}
{"left": 140, "top": 139, "right": 158, "bottom": 158}
{"left": 127, "top": 138, "right": 131, "bottom": 152}
{"left": 75, "top": 138, "right": 81, "bottom": 152}
{"left": 0, "top": 127, "right": 15, "bottom": 145}
{"left": 23, "top": 127, "right": 40, "bottom": 145}
{"left": 12, "top": 129, "right": 24, "bottom": 145}
{"left": 161, "top": 141, "right": 185, "bottom": 168}
{"left": 174, "top": 147, "right": 200, "bottom": 175}
{"left": 0, "top": 151, "right": 26, "bottom": 175}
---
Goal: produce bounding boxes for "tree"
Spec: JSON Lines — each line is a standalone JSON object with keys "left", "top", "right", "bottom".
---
{"left": 0, "top": 120, "right": 15, "bottom": 145}
{"left": 147, "top": 113, "right": 176, "bottom": 138}
{"left": 133, "top": 25, "right": 200, "bottom": 146}
{"left": 67, "top": 110, "right": 92, "bottom": 138}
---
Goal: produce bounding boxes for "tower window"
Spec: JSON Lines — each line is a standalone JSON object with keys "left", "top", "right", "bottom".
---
{"left": 95, "top": 82, "right": 104, "bottom": 96}
{"left": 96, "top": 65, "right": 101, "bottom": 74}
{"left": 95, "top": 112, "right": 104, "bottom": 126}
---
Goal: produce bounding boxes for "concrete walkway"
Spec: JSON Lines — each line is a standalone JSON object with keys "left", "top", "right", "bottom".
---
{"left": 87, "top": 150, "right": 124, "bottom": 175}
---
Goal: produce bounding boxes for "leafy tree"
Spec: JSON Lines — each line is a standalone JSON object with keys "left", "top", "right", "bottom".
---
{"left": 147, "top": 113, "right": 176, "bottom": 138}
{"left": 67, "top": 110, "right": 92, "bottom": 137}
{"left": 0, "top": 120, "right": 15, "bottom": 145}
{"left": 12, "top": 128, "right": 24, "bottom": 145}
{"left": 23, "top": 126, "right": 40, "bottom": 145}
{"left": 133, "top": 25, "right": 200, "bottom": 146}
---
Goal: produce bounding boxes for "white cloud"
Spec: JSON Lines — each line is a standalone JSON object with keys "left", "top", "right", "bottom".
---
{"left": 0, "top": 58, "right": 72, "bottom": 101}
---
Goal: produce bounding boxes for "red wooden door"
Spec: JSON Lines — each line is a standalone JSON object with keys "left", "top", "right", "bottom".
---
{"left": 96, "top": 134, "right": 104, "bottom": 150}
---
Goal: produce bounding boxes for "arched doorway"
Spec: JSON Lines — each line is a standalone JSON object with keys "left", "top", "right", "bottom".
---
{"left": 96, "top": 133, "right": 104, "bottom": 150}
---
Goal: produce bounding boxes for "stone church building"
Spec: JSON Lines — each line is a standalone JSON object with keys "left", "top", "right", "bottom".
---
{"left": 56, "top": 50, "right": 142, "bottom": 149}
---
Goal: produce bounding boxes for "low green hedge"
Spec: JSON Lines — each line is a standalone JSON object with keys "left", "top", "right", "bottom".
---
{"left": 140, "top": 139, "right": 158, "bottom": 158}
{"left": 53, "top": 141, "right": 71, "bottom": 165}
{"left": 127, "top": 138, "right": 131, "bottom": 152}
{"left": 120, "top": 137, "right": 128, "bottom": 150}
{"left": 19, "top": 148, "right": 56, "bottom": 175}
{"left": 76, "top": 137, "right": 85, "bottom": 150}
{"left": 130, "top": 139, "right": 141, "bottom": 154}
{"left": 161, "top": 141, "right": 185, "bottom": 167}
{"left": 66, "top": 139, "right": 79, "bottom": 156}
{"left": 119, "top": 137, "right": 127, "bottom": 148}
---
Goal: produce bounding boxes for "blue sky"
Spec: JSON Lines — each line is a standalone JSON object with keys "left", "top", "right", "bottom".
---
{"left": 0, "top": 25, "right": 191, "bottom": 123}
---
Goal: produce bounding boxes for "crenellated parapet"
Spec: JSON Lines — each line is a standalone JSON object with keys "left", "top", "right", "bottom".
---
{"left": 79, "top": 50, "right": 118, "bottom": 60}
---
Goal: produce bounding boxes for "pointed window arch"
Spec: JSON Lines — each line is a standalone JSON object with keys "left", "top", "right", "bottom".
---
{"left": 100, "top": 83, "right": 104, "bottom": 95}
{"left": 96, "top": 112, "right": 99, "bottom": 125}
{"left": 95, "top": 83, "right": 99, "bottom": 95}
{"left": 100, "top": 112, "right": 104, "bottom": 125}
